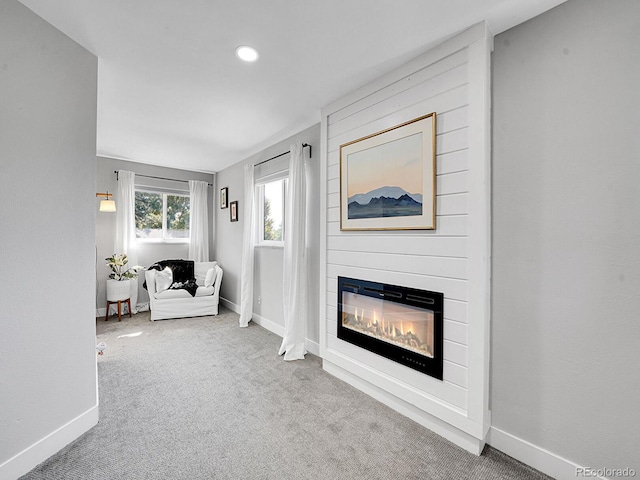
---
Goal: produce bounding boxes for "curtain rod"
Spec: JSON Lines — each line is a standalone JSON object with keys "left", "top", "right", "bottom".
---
{"left": 254, "top": 143, "right": 312, "bottom": 167}
{"left": 114, "top": 171, "right": 213, "bottom": 186}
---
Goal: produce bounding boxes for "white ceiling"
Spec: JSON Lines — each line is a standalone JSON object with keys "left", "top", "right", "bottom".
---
{"left": 19, "top": 0, "right": 565, "bottom": 173}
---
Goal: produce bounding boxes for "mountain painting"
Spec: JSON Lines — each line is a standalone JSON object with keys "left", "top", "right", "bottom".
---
{"left": 348, "top": 186, "right": 423, "bottom": 219}
{"left": 340, "top": 113, "right": 436, "bottom": 230}
{"left": 346, "top": 131, "right": 423, "bottom": 220}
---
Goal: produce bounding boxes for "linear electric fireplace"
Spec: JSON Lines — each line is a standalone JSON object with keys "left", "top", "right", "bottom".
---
{"left": 337, "top": 277, "right": 443, "bottom": 380}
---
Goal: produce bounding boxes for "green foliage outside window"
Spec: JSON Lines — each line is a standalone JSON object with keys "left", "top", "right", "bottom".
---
{"left": 135, "top": 192, "right": 162, "bottom": 232}
{"left": 261, "top": 179, "right": 284, "bottom": 243}
{"left": 263, "top": 198, "right": 282, "bottom": 241}
{"left": 167, "top": 195, "right": 190, "bottom": 238}
{"left": 135, "top": 191, "right": 190, "bottom": 240}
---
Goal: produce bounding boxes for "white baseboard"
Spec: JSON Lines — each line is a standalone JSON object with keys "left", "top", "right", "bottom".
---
{"left": 251, "top": 312, "right": 284, "bottom": 336}
{"left": 220, "top": 296, "right": 240, "bottom": 314}
{"left": 219, "top": 297, "right": 320, "bottom": 356}
{"left": 488, "top": 426, "right": 602, "bottom": 480}
{"left": 0, "top": 405, "right": 98, "bottom": 480}
{"left": 324, "top": 359, "right": 485, "bottom": 455}
{"left": 305, "top": 339, "right": 320, "bottom": 357}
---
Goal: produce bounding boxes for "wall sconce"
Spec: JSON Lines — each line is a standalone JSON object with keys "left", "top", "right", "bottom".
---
{"left": 96, "top": 192, "right": 116, "bottom": 212}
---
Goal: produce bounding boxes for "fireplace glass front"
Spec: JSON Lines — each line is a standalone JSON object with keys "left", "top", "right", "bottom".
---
{"left": 337, "top": 277, "right": 443, "bottom": 379}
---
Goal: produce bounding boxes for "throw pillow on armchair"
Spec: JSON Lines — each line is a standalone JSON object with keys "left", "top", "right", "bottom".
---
{"left": 155, "top": 267, "right": 173, "bottom": 293}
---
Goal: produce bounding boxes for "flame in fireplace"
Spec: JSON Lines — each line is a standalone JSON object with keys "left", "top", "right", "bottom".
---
{"left": 340, "top": 285, "right": 440, "bottom": 365}
{"left": 360, "top": 309, "right": 421, "bottom": 341}
{"left": 342, "top": 303, "right": 433, "bottom": 358}
{"left": 368, "top": 308, "right": 423, "bottom": 340}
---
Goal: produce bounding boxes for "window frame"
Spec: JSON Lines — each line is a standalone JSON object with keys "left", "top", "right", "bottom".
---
{"left": 255, "top": 174, "right": 287, "bottom": 248}
{"left": 135, "top": 188, "right": 191, "bottom": 244}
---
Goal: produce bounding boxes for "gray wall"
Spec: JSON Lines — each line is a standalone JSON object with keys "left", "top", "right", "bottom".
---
{"left": 0, "top": 0, "right": 99, "bottom": 475}
{"left": 96, "top": 156, "right": 215, "bottom": 311}
{"left": 215, "top": 123, "right": 321, "bottom": 344}
{"left": 491, "top": 0, "right": 640, "bottom": 470}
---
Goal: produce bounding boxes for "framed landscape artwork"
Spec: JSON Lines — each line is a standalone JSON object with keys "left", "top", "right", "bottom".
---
{"left": 220, "top": 187, "right": 228, "bottom": 209}
{"left": 339, "top": 113, "right": 436, "bottom": 231}
{"left": 230, "top": 200, "right": 238, "bottom": 222}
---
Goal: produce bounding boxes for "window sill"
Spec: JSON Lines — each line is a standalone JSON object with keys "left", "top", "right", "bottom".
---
{"left": 255, "top": 243, "right": 284, "bottom": 249}
{"left": 137, "top": 239, "right": 190, "bottom": 245}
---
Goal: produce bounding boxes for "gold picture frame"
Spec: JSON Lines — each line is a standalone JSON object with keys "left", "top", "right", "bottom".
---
{"left": 339, "top": 113, "right": 436, "bottom": 231}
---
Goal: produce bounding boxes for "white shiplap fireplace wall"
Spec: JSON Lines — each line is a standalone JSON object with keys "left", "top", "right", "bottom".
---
{"left": 319, "top": 23, "right": 492, "bottom": 454}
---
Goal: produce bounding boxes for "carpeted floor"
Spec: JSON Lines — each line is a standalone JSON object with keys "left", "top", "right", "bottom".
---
{"left": 20, "top": 307, "right": 551, "bottom": 480}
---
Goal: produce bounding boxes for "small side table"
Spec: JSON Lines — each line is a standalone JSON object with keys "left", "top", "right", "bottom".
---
{"left": 105, "top": 298, "right": 132, "bottom": 322}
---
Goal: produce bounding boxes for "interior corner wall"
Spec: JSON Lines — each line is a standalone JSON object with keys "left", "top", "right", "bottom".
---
{"left": 214, "top": 123, "right": 321, "bottom": 349}
{"left": 491, "top": 0, "right": 640, "bottom": 474}
{"left": 95, "top": 156, "right": 215, "bottom": 314}
{"left": 0, "top": 1, "right": 99, "bottom": 478}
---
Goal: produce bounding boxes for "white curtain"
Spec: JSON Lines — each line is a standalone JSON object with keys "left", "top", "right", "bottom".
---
{"left": 239, "top": 163, "right": 256, "bottom": 328}
{"left": 188, "top": 180, "right": 210, "bottom": 262}
{"left": 114, "top": 170, "right": 139, "bottom": 311}
{"left": 278, "top": 143, "right": 307, "bottom": 360}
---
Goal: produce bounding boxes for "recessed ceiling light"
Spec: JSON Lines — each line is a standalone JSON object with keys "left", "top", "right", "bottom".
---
{"left": 235, "top": 45, "right": 259, "bottom": 62}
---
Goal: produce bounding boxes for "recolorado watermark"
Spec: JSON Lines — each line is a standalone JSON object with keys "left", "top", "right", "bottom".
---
{"left": 576, "top": 467, "right": 636, "bottom": 478}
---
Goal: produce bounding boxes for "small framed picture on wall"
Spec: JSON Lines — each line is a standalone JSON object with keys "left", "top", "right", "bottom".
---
{"left": 230, "top": 201, "right": 238, "bottom": 222}
{"left": 220, "top": 187, "right": 228, "bottom": 209}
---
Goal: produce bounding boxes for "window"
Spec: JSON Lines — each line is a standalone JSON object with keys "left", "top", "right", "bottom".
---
{"left": 135, "top": 190, "right": 190, "bottom": 242}
{"left": 257, "top": 178, "right": 287, "bottom": 246}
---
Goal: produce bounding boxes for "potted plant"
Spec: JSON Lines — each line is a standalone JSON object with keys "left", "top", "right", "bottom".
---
{"left": 105, "top": 254, "right": 144, "bottom": 302}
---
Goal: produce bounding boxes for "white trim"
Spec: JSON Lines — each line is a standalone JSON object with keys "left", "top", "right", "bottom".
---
{"left": 252, "top": 314, "right": 320, "bottom": 356}
{"left": 324, "top": 359, "right": 484, "bottom": 455}
{"left": 135, "top": 238, "right": 190, "bottom": 245}
{"left": 219, "top": 299, "right": 319, "bottom": 356}
{"left": 464, "top": 23, "right": 493, "bottom": 429}
{"left": 487, "top": 426, "right": 603, "bottom": 480}
{"left": 323, "top": 347, "right": 485, "bottom": 439}
{"left": 251, "top": 312, "right": 284, "bottom": 337}
{"left": 318, "top": 103, "right": 329, "bottom": 360}
{"left": 254, "top": 168, "right": 288, "bottom": 185}
{"left": 304, "top": 339, "right": 320, "bottom": 357}
{"left": 0, "top": 405, "right": 98, "bottom": 480}
{"left": 220, "top": 296, "right": 240, "bottom": 314}
{"left": 254, "top": 243, "right": 284, "bottom": 250}
{"left": 134, "top": 184, "right": 189, "bottom": 195}
{"left": 256, "top": 240, "right": 284, "bottom": 248}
